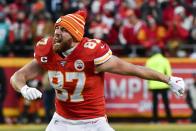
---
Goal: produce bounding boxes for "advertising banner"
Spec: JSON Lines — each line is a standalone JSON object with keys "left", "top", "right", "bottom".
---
{"left": 1, "top": 58, "right": 195, "bottom": 118}
{"left": 104, "top": 58, "right": 195, "bottom": 118}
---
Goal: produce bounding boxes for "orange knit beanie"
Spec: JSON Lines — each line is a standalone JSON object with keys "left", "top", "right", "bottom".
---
{"left": 55, "top": 10, "right": 87, "bottom": 42}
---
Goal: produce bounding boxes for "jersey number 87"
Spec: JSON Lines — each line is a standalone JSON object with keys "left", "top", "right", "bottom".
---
{"left": 48, "top": 71, "right": 86, "bottom": 102}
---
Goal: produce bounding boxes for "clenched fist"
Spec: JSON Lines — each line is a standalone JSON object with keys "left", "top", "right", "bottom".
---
{"left": 20, "top": 85, "right": 42, "bottom": 100}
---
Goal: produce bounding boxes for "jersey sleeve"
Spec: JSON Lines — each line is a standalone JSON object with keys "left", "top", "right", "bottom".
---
{"left": 34, "top": 37, "right": 53, "bottom": 58}
{"left": 94, "top": 41, "right": 112, "bottom": 65}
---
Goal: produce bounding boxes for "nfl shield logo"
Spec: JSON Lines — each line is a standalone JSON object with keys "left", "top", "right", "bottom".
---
{"left": 60, "top": 61, "right": 66, "bottom": 67}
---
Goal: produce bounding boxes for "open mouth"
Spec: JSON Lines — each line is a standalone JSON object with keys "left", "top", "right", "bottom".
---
{"left": 54, "top": 37, "right": 61, "bottom": 43}
{"left": 54, "top": 42, "right": 60, "bottom": 47}
{"left": 54, "top": 34, "right": 62, "bottom": 43}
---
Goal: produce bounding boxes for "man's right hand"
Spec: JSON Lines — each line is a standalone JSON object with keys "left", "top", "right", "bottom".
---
{"left": 20, "top": 85, "right": 42, "bottom": 100}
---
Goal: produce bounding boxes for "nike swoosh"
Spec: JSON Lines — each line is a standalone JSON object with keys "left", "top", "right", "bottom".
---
{"left": 176, "top": 80, "right": 181, "bottom": 83}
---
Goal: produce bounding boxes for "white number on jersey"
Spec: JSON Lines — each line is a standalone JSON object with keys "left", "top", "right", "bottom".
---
{"left": 84, "top": 39, "right": 101, "bottom": 49}
{"left": 36, "top": 37, "right": 49, "bottom": 46}
{"left": 48, "top": 71, "right": 86, "bottom": 102}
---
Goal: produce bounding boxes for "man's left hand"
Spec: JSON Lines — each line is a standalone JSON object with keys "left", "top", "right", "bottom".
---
{"left": 168, "top": 76, "right": 185, "bottom": 96}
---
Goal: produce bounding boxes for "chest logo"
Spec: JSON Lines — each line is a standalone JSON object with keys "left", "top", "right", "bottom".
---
{"left": 74, "top": 59, "right": 85, "bottom": 71}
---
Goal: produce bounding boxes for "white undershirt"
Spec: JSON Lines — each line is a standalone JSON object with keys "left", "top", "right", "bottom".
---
{"left": 62, "top": 47, "right": 76, "bottom": 57}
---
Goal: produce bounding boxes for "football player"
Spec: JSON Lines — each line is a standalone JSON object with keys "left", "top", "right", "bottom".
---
{"left": 10, "top": 10, "right": 185, "bottom": 131}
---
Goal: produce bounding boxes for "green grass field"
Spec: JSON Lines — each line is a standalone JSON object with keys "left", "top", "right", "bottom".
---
{"left": 0, "top": 123, "right": 196, "bottom": 131}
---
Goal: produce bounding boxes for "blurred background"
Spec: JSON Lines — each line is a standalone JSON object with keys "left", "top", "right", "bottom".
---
{"left": 0, "top": 0, "right": 196, "bottom": 130}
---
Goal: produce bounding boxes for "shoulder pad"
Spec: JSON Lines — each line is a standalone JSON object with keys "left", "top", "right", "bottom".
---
{"left": 34, "top": 37, "right": 53, "bottom": 56}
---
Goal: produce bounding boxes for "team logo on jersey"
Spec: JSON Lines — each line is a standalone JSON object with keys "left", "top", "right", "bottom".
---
{"left": 74, "top": 59, "right": 84, "bottom": 71}
{"left": 41, "top": 57, "right": 47, "bottom": 63}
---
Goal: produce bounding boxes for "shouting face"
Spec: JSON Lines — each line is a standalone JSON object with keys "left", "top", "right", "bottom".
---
{"left": 53, "top": 26, "right": 73, "bottom": 53}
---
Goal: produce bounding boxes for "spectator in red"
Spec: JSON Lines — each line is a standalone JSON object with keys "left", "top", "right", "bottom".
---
{"left": 174, "top": 6, "right": 193, "bottom": 31}
{"left": 119, "top": 9, "right": 150, "bottom": 56}
{"left": 106, "top": 16, "right": 122, "bottom": 45}
{"left": 165, "top": 6, "right": 189, "bottom": 57}
{"left": 161, "top": 0, "right": 182, "bottom": 27}
{"left": 6, "top": 3, "right": 18, "bottom": 24}
{"left": 106, "top": 16, "right": 123, "bottom": 56}
{"left": 8, "top": 11, "right": 32, "bottom": 56}
{"left": 88, "top": 13, "right": 109, "bottom": 40}
{"left": 117, "top": 1, "right": 130, "bottom": 19}
{"left": 146, "top": 15, "right": 167, "bottom": 50}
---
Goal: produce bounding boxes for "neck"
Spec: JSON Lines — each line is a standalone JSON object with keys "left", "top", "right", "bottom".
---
{"left": 71, "top": 41, "right": 79, "bottom": 48}
{"left": 62, "top": 41, "right": 79, "bottom": 57}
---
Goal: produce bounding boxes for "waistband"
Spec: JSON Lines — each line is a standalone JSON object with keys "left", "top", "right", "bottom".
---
{"left": 53, "top": 112, "right": 106, "bottom": 125}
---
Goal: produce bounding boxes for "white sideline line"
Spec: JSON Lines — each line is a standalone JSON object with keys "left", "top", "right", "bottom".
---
{"left": 106, "top": 103, "right": 189, "bottom": 109}
{"left": 173, "top": 68, "right": 196, "bottom": 73}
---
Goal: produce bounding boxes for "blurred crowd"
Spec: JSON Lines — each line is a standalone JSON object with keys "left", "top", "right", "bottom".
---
{"left": 0, "top": 0, "right": 196, "bottom": 57}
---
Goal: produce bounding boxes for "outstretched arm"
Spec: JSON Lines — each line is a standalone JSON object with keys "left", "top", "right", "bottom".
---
{"left": 96, "top": 55, "right": 185, "bottom": 96}
{"left": 10, "top": 59, "right": 45, "bottom": 100}
{"left": 96, "top": 56, "right": 169, "bottom": 83}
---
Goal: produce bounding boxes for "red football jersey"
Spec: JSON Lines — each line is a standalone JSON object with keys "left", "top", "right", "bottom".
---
{"left": 34, "top": 37, "right": 112, "bottom": 120}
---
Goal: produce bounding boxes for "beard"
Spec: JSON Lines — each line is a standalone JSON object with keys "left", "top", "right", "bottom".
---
{"left": 53, "top": 35, "right": 73, "bottom": 53}
{"left": 53, "top": 42, "right": 62, "bottom": 53}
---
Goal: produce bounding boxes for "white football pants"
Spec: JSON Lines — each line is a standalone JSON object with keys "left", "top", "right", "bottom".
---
{"left": 45, "top": 112, "right": 115, "bottom": 131}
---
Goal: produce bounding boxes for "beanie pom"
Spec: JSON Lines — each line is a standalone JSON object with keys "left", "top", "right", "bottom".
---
{"left": 76, "top": 9, "right": 87, "bottom": 20}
